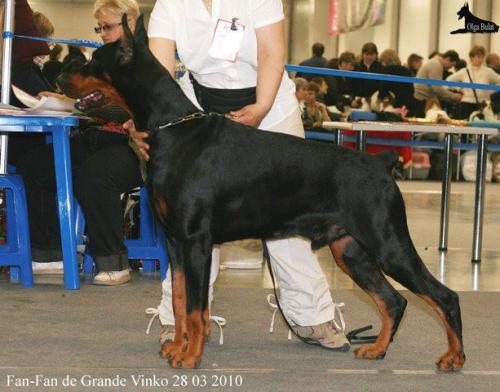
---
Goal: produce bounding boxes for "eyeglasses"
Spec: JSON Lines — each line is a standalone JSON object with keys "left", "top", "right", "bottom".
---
{"left": 94, "top": 22, "right": 122, "bottom": 34}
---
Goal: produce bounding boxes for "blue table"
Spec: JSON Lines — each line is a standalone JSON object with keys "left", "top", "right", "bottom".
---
{"left": 0, "top": 115, "right": 80, "bottom": 289}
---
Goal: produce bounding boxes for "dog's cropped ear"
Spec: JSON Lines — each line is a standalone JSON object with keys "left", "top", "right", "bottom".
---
{"left": 133, "top": 14, "right": 148, "bottom": 46}
{"left": 116, "top": 13, "right": 135, "bottom": 65}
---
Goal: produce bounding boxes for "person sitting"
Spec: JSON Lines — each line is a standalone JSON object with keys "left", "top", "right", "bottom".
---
{"left": 301, "top": 82, "right": 331, "bottom": 130}
{"left": 7, "top": 0, "right": 53, "bottom": 166}
{"left": 309, "top": 76, "right": 328, "bottom": 103}
{"left": 324, "top": 51, "right": 358, "bottom": 110}
{"left": 379, "top": 49, "right": 418, "bottom": 116}
{"left": 16, "top": 0, "right": 144, "bottom": 281}
{"left": 294, "top": 77, "right": 308, "bottom": 110}
{"left": 42, "top": 44, "right": 64, "bottom": 89}
{"left": 353, "top": 42, "right": 384, "bottom": 101}
{"left": 485, "top": 53, "right": 500, "bottom": 74}
{"left": 406, "top": 53, "right": 423, "bottom": 77}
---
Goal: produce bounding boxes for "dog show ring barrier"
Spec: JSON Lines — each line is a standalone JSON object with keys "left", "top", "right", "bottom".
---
{"left": 321, "top": 120, "right": 498, "bottom": 263}
{"left": 286, "top": 63, "right": 499, "bottom": 263}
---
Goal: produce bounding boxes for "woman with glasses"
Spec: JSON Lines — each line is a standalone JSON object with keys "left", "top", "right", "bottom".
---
{"left": 17, "top": 0, "right": 144, "bottom": 285}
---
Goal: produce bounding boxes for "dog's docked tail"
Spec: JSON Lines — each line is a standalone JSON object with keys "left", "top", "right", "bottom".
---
{"left": 376, "top": 150, "right": 399, "bottom": 172}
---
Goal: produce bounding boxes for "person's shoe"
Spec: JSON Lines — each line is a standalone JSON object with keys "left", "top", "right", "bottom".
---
{"left": 92, "top": 269, "right": 130, "bottom": 286}
{"left": 159, "top": 324, "right": 175, "bottom": 345}
{"left": 292, "top": 320, "right": 350, "bottom": 351}
{"left": 32, "top": 261, "right": 64, "bottom": 275}
{"left": 158, "top": 318, "right": 227, "bottom": 345}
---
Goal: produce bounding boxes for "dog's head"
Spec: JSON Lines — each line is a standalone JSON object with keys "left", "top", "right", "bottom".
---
{"left": 57, "top": 14, "right": 156, "bottom": 127}
{"left": 457, "top": 3, "right": 469, "bottom": 19}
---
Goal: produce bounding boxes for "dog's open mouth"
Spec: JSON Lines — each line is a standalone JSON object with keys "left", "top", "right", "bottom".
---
{"left": 75, "top": 90, "right": 131, "bottom": 124}
{"left": 75, "top": 90, "right": 106, "bottom": 112}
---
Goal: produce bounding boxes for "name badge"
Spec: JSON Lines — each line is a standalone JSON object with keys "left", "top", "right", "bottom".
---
{"left": 209, "top": 18, "right": 245, "bottom": 62}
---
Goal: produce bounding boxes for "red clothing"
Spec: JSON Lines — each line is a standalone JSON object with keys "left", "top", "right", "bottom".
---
{"left": 343, "top": 130, "right": 412, "bottom": 164}
{"left": 12, "top": 0, "right": 50, "bottom": 65}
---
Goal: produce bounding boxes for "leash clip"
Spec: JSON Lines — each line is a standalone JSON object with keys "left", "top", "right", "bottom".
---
{"left": 230, "top": 18, "right": 238, "bottom": 31}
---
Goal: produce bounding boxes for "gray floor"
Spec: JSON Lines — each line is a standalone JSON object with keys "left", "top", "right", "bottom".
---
{"left": 1, "top": 180, "right": 500, "bottom": 391}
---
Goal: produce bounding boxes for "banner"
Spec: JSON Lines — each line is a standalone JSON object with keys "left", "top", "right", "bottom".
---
{"left": 329, "top": 0, "right": 386, "bottom": 35}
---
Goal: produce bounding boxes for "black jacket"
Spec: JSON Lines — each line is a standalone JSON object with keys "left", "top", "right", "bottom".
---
{"left": 324, "top": 74, "right": 355, "bottom": 109}
{"left": 353, "top": 60, "right": 384, "bottom": 98}
{"left": 379, "top": 64, "right": 417, "bottom": 113}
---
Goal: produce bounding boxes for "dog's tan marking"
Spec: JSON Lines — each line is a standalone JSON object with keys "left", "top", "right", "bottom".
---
{"left": 160, "top": 270, "right": 188, "bottom": 361}
{"left": 419, "top": 295, "right": 465, "bottom": 371}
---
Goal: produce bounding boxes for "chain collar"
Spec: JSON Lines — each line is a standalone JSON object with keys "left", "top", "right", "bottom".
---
{"left": 157, "top": 111, "right": 222, "bottom": 130}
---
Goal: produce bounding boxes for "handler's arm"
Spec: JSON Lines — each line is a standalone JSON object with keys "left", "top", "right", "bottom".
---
{"left": 149, "top": 37, "right": 177, "bottom": 78}
{"left": 229, "top": 20, "right": 285, "bottom": 127}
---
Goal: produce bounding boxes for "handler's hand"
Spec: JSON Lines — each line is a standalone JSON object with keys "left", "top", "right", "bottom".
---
{"left": 228, "top": 103, "right": 268, "bottom": 127}
{"left": 123, "top": 119, "right": 150, "bottom": 161}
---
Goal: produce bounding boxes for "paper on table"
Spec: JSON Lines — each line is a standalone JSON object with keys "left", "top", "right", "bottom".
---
{"left": 12, "top": 85, "right": 77, "bottom": 114}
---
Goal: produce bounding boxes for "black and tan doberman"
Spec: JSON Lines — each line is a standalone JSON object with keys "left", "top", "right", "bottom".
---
{"left": 58, "top": 15, "right": 465, "bottom": 371}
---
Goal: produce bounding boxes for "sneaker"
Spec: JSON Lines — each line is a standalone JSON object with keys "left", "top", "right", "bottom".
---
{"left": 159, "top": 324, "right": 175, "bottom": 345}
{"left": 292, "top": 320, "right": 350, "bottom": 351}
{"left": 32, "top": 261, "right": 64, "bottom": 275}
{"left": 156, "top": 318, "right": 226, "bottom": 345}
{"left": 92, "top": 269, "right": 130, "bottom": 286}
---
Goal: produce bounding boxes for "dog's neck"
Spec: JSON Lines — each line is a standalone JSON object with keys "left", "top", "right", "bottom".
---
{"left": 146, "top": 72, "right": 200, "bottom": 130}
{"left": 114, "top": 47, "right": 199, "bottom": 130}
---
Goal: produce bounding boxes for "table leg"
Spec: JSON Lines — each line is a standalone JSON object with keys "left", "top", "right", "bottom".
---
{"left": 52, "top": 127, "right": 79, "bottom": 290}
{"left": 357, "top": 130, "right": 366, "bottom": 152}
{"left": 439, "top": 134, "right": 453, "bottom": 251}
{"left": 472, "top": 135, "right": 488, "bottom": 263}
{"left": 335, "top": 129, "right": 343, "bottom": 146}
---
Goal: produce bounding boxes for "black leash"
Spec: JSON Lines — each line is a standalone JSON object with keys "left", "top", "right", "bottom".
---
{"left": 262, "top": 240, "right": 378, "bottom": 345}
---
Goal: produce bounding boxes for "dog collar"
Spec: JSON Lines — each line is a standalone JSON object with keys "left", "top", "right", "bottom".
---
{"left": 157, "top": 111, "right": 222, "bottom": 130}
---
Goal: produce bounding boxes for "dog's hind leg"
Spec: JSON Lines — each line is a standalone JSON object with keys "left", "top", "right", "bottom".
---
{"left": 159, "top": 234, "right": 212, "bottom": 369}
{"left": 376, "top": 238, "right": 465, "bottom": 371}
{"left": 330, "top": 235, "right": 407, "bottom": 360}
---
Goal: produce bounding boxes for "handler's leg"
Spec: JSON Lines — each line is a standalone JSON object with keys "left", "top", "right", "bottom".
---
{"left": 266, "top": 237, "right": 350, "bottom": 351}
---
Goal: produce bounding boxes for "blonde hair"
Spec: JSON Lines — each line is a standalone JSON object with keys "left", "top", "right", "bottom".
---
{"left": 93, "top": 0, "right": 140, "bottom": 19}
{"left": 379, "top": 49, "right": 401, "bottom": 67}
{"left": 33, "top": 11, "right": 55, "bottom": 37}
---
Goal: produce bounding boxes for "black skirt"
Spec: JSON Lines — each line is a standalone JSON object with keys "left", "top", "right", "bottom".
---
{"left": 190, "top": 73, "right": 256, "bottom": 114}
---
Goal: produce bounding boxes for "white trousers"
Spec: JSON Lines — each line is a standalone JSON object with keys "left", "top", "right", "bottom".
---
{"left": 157, "top": 107, "right": 337, "bottom": 327}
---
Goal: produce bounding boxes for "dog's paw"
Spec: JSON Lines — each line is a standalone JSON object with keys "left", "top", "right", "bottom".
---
{"left": 168, "top": 353, "right": 201, "bottom": 369}
{"left": 353, "top": 344, "right": 386, "bottom": 360}
{"left": 436, "top": 350, "right": 465, "bottom": 372}
{"left": 159, "top": 341, "right": 186, "bottom": 361}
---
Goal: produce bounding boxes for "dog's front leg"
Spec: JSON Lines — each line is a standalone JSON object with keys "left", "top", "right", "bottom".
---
{"left": 160, "top": 234, "right": 212, "bottom": 369}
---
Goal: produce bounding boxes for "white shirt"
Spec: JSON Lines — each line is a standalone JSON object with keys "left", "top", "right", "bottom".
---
{"left": 148, "top": 0, "right": 297, "bottom": 130}
{"left": 446, "top": 64, "right": 500, "bottom": 104}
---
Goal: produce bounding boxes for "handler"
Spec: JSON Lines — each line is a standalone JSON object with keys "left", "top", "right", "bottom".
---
{"left": 135, "top": 0, "right": 350, "bottom": 350}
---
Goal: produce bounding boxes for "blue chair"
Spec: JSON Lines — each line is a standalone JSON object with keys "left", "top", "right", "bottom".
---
{"left": 0, "top": 175, "right": 34, "bottom": 288}
{"left": 80, "top": 187, "right": 168, "bottom": 280}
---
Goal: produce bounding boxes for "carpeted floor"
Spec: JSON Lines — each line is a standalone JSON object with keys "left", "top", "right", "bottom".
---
{"left": 1, "top": 277, "right": 499, "bottom": 391}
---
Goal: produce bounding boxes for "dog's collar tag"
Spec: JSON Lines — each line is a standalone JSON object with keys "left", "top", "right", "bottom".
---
{"left": 208, "top": 18, "right": 245, "bottom": 63}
